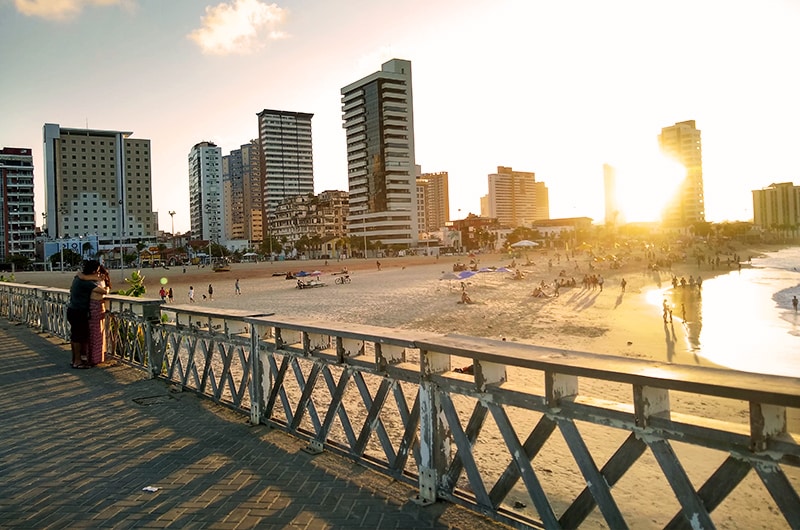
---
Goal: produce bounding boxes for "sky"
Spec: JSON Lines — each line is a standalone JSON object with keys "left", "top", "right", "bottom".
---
{"left": 1, "top": 0, "right": 799, "bottom": 234}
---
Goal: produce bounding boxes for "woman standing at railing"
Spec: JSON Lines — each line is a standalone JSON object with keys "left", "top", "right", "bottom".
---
{"left": 68, "top": 260, "right": 107, "bottom": 369}
{"left": 88, "top": 265, "right": 111, "bottom": 366}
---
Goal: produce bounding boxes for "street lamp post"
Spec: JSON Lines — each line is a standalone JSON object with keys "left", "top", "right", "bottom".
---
{"left": 58, "top": 206, "right": 68, "bottom": 273}
{"left": 363, "top": 215, "right": 367, "bottom": 259}
{"left": 168, "top": 211, "right": 176, "bottom": 249}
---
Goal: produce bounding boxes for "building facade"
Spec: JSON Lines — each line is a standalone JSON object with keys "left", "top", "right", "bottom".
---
{"left": 0, "top": 147, "right": 36, "bottom": 262}
{"left": 256, "top": 109, "right": 314, "bottom": 228}
{"left": 43, "top": 123, "right": 157, "bottom": 247}
{"left": 341, "top": 58, "right": 418, "bottom": 249}
{"left": 188, "top": 141, "right": 224, "bottom": 245}
{"left": 658, "top": 120, "right": 705, "bottom": 227}
{"left": 485, "top": 166, "right": 549, "bottom": 228}
{"left": 752, "top": 182, "right": 800, "bottom": 230}
{"left": 417, "top": 171, "right": 450, "bottom": 233}
{"left": 270, "top": 190, "right": 348, "bottom": 254}
{"left": 222, "top": 141, "right": 262, "bottom": 245}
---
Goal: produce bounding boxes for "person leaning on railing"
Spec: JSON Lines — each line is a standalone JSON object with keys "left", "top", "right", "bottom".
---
{"left": 67, "top": 260, "right": 109, "bottom": 369}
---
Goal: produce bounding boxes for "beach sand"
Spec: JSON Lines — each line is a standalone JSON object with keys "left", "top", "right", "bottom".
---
{"left": 11, "top": 244, "right": 800, "bottom": 528}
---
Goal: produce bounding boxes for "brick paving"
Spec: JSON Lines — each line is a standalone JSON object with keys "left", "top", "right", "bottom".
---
{"left": 0, "top": 321, "right": 506, "bottom": 529}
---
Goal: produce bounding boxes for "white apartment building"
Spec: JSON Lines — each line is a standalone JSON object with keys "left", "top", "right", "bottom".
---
{"left": 188, "top": 141, "right": 224, "bottom": 245}
{"left": 43, "top": 123, "right": 157, "bottom": 246}
{"left": 341, "top": 58, "right": 418, "bottom": 249}
{"left": 256, "top": 109, "right": 314, "bottom": 215}
{"left": 753, "top": 182, "right": 800, "bottom": 230}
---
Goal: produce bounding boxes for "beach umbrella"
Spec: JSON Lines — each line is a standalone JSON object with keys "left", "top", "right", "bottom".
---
{"left": 477, "top": 267, "right": 497, "bottom": 273}
{"left": 495, "top": 267, "right": 512, "bottom": 273}
{"left": 439, "top": 272, "right": 460, "bottom": 280}
{"left": 457, "top": 270, "right": 477, "bottom": 280}
{"left": 295, "top": 271, "right": 309, "bottom": 277}
{"left": 310, "top": 270, "right": 322, "bottom": 276}
{"left": 511, "top": 240, "right": 539, "bottom": 248}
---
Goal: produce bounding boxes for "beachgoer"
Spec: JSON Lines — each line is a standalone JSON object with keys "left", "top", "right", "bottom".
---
{"left": 159, "top": 286, "right": 167, "bottom": 302}
{"left": 168, "top": 287, "right": 174, "bottom": 303}
{"left": 793, "top": 296, "right": 798, "bottom": 313}
{"left": 376, "top": 260, "right": 381, "bottom": 271}
{"left": 235, "top": 279, "right": 241, "bottom": 295}
{"left": 67, "top": 260, "right": 105, "bottom": 369}
{"left": 620, "top": 278, "right": 627, "bottom": 292}
{"left": 88, "top": 265, "right": 111, "bottom": 366}
{"left": 188, "top": 286, "right": 195, "bottom": 303}
{"left": 461, "top": 290, "right": 472, "bottom": 304}
{"left": 208, "top": 284, "right": 214, "bottom": 300}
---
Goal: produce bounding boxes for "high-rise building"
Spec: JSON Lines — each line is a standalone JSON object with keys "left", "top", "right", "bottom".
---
{"left": 658, "top": 120, "right": 704, "bottom": 227}
{"left": 256, "top": 109, "right": 314, "bottom": 225}
{"left": 752, "top": 182, "right": 800, "bottom": 230}
{"left": 485, "top": 166, "right": 549, "bottom": 228}
{"left": 188, "top": 141, "right": 224, "bottom": 245}
{"left": 341, "top": 58, "right": 418, "bottom": 249}
{"left": 0, "top": 147, "right": 36, "bottom": 262}
{"left": 43, "top": 123, "right": 157, "bottom": 245}
{"left": 222, "top": 140, "right": 262, "bottom": 244}
{"left": 603, "top": 163, "right": 621, "bottom": 227}
{"left": 417, "top": 171, "right": 450, "bottom": 233}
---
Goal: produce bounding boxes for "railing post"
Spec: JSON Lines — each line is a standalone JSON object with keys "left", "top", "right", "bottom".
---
{"left": 633, "top": 385, "right": 671, "bottom": 428}
{"left": 416, "top": 348, "right": 451, "bottom": 505}
{"left": 750, "top": 402, "right": 787, "bottom": 452}
{"left": 250, "top": 322, "right": 265, "bottom": 425}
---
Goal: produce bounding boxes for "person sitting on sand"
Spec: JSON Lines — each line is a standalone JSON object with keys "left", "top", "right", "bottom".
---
{"left": 461, "top": 290, "right": 473, "bottom": 304}
{"left": 532, "top": 287, "right": 550, "bottom": 298}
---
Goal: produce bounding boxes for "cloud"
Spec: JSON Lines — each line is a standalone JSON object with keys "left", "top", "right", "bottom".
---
{"left": 14, "top": 0, "right": 130, "bottom": 20}
{"left": 188, "top": 0, "right": 288, "bottom": 55}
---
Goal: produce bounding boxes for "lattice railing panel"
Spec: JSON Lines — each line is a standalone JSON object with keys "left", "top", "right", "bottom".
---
{"left": 2, "top": 284, "right": 799, "bottom": 529}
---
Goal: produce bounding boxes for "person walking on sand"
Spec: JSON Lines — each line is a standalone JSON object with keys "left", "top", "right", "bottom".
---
{"left": 188, "top": 286, "right": 195, "bottom": 303}
{"left": 235, "top": 278, "right": 241, "bottom": 295}
{"left": 620, "top": 278, "right": 627, "bottom": 293}
{"left": 376, "top": 260, "right": 381, "bottom": 271}
{"left": 793, "top": 295, "right": 798, "bottom": 313}
{"left": 208, "top": 284, "right": 214, "bottom": 300}
{"left": 168, "top": 287, "right": 174, "bottom": 303}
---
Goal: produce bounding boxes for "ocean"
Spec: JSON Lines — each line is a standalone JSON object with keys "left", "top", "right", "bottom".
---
{"left": 653, "top": 246, "right": 800, "bottom": 377}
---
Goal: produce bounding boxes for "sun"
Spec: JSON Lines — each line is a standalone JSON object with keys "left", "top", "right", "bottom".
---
{"left": 611, "top": 152, "right": 686, "bottom": 224}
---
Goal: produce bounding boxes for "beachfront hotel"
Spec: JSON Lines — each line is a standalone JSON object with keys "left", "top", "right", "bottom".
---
{"left": 658, "top": 120, "right": 705, "bottom": 227}
{"left": 42, "top": 123, "right": 157, "bottom": 247}
{"left": 188, "top": 141, "right": 224, "bottom": 246}
{"left": 256, "top": 109, "right": 315, "bottom": 221}
{"left": 341, "top": 58, "right": 419, "bottom": 249}
{"left": 0, "top": 147, "right": 36, "bottom": 262}
{"left": 482, "top": 166, "right": 550, "bottom": 228}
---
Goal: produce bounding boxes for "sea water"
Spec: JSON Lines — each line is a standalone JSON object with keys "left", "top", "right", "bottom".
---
{"left": 653, "top": 246, "right": 800, "bottom": 377}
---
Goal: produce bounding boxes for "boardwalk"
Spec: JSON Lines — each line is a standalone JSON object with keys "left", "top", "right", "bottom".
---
{"left": 0, "top": 321, "right": 504, "bottom": 529}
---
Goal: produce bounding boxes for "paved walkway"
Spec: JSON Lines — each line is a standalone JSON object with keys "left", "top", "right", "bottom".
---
{"left": 0, "top": 321, "right": 505, "bottom": 529}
